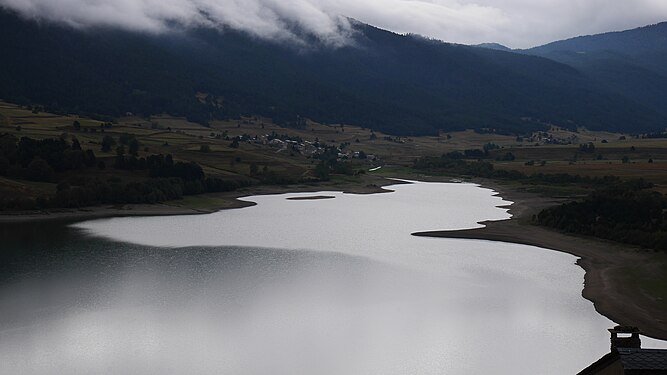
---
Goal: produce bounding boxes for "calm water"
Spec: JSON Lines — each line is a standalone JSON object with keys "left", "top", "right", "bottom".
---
{"left": 1, "top": 181, "right": 664, "bottom": 374}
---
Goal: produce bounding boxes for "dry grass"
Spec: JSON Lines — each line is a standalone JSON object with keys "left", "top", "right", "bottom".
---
{"left": 2, "top": 100, "right": 666, "bottom": 188}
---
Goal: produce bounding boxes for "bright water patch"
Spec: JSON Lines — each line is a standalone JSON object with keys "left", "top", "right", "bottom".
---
{"left": 1, "top": 181, "right": 664, "bottom": 374}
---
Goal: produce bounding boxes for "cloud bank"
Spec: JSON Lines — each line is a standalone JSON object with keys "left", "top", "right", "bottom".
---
{"left": 2, "top": 0, "right": 667, "bottom": 48}
{"left": 0, "top": 0, "right": 355, "bottom": 47}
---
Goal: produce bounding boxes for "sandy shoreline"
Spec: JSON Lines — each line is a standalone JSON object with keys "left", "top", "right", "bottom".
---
{"left": 2, "top": 176, "right": 665, "bottom": 340}
{"left": 414, "top": 179, "right": 667, "bottom": 341}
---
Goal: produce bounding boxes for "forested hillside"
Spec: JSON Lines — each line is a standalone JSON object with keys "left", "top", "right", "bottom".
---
{"left": 525, "top": 22, "right": 667, "bottom": 119}
{"left": 0, "top": 9, "right": 664, "bottom": 135}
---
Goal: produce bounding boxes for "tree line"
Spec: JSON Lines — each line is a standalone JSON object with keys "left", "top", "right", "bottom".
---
{"left": 537, "top": 180, "right": 667, "bottom": 252}
{"left": 0, "top": 134, "right": 252, "bottom": 210}
{"left": 412, "top": 154, "right": 623, "bottom": 186}
{"left": 0, "top": 134, "right": 96, "bottom": 182}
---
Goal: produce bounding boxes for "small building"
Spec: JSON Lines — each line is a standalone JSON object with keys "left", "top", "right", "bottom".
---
{"left": 578, "top": 326, "right": 667, "bottom": 374}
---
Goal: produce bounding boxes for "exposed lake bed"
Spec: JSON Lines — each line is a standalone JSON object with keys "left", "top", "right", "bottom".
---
{"left": 1, "top": 180, "right": 665, "bottom": 374}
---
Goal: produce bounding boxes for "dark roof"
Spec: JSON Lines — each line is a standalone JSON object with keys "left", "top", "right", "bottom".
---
{"left": 577, "top": 352, "right": 617, "bottom": 375}
{"left": 578, "top": 349, "right": 667, "bottom": 374}
{"left": 618, "top": 348, "right": 667, "bottom": 370}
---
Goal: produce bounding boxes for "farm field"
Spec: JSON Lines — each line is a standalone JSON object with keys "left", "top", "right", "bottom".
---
{"left": 2, "top": 100, "right": 667, "bottom": 201}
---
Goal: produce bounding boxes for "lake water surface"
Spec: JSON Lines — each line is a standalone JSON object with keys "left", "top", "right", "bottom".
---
{"left": 1, "top": 181, "right": 664, "bottom": 374}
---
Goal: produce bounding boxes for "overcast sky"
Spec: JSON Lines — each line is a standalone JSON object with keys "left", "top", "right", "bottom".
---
{"left": 2, "top": 0, "right": 667, "bottom": 48}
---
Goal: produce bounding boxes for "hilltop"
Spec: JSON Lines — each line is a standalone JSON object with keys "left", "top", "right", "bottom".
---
{"left": 524, "top": 22, "right": 667, "bottom": 119}
{"left": 0, "top": 9, "right": 664, "bottom": 136}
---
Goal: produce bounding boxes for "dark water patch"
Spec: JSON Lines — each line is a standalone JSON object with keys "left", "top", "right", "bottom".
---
{"left": 286, "top": 195, "right": 336, "bottom": 200}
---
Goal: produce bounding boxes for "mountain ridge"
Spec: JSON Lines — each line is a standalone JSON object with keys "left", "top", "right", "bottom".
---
{"left": 523, "top": 21, "right": 667, "bottom": 120}
{"left": 0, "top": 9, "right": 664, "bottom": 135}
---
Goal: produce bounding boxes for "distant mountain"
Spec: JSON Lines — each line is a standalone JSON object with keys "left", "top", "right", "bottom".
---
{"left": 524, "top": 22, "right": 667, "bottom": 119}
{"left": 0, "top": 9, "right": 664, "bottom": 135}
{"left": 473, "top": 43, "right": 512, "bottom": 52}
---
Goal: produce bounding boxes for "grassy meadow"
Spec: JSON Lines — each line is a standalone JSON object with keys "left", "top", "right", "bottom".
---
{"left": 2, "top": 100, "right": 667, "bottom": 202}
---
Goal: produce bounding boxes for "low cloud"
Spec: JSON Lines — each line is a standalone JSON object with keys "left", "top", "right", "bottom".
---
{"left": 2, "top": 0, "right": 667, "bottom": 48}
{"left": 0, "top": 0, "right": 355, "bottom": 47}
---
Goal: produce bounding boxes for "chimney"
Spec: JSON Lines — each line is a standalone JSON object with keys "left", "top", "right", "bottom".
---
{"left": 609, "top": 326, "right": 641, "bottom": 351}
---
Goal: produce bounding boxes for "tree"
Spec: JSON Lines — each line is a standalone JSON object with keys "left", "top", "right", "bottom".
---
{"left": 483, "top": 143, "right": 499, "bottom": 154}
{"left": 0, "top": 134, "right": 18, "bottom": 160}
{"left": 26, "top": 156, "right": 54, "bottom": 182}
{"left": 499, "top": 152, "right": 515, "bottom": 161}
{"left": 72, "top": 121, "right": 81, "bottom": 131}
{"left": 119, "top": 133, "right": 134, "bottom": 145}
{"left": 71, "top": 137, "right": 82, "bottom": 151}
{"left": 315, "top": 161, "right": 330, "bottom": 180}
{"left": 128, "top": 138, "right": 140, "bottom": 156}
{"left": 101, "top": 135, "right": 116, "bottom": 152}
{"left": 199, "top": 144, "right": 211, "bottom": 153}
{"left": 229, "top": 137, "right": 240, "bottom": 148}
{"left": 84, "top": 149, "right": 96, "bottom": 167}
{"left": 579, "top": 142, "right": 595, "bottom": 153}
{"left": 0, "top": 156, "right": 10, "bottom": 175}
{"left": 114, "top": 145, "right": 126, "bottom": 168}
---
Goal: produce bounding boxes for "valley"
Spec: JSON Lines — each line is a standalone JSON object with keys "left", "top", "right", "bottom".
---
{"left": 2, "top": 6, "right": 667, "bottom": 372}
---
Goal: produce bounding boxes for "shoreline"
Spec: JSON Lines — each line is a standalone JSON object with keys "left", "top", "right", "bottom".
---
{"left": 0, "top": 177, "right": 399, "bottom": 224}
{"left": 0, "top": 196, "right": 253, "bottom": 224}
{"left": 2, "top": 175, "right": 665, "bottom": 340}
{"left": 414, "top": 179, "right": 667, "bottom": 341}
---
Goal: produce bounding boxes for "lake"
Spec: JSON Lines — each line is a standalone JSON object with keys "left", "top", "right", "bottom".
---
{"left": 1, "top": 180, "right": 664, "bottom": 374}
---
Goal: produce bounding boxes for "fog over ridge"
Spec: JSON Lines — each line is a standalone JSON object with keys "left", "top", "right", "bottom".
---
{"left": 1, "top": 0, "right": 667, "bottom": 48}
{"left": 0, "top": 0, "right": 355, "bottom": 46}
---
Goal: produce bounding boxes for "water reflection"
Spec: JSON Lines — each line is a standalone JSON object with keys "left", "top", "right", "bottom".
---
{"left": 1, "top": 181, "right": 664, "bottom": 374}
